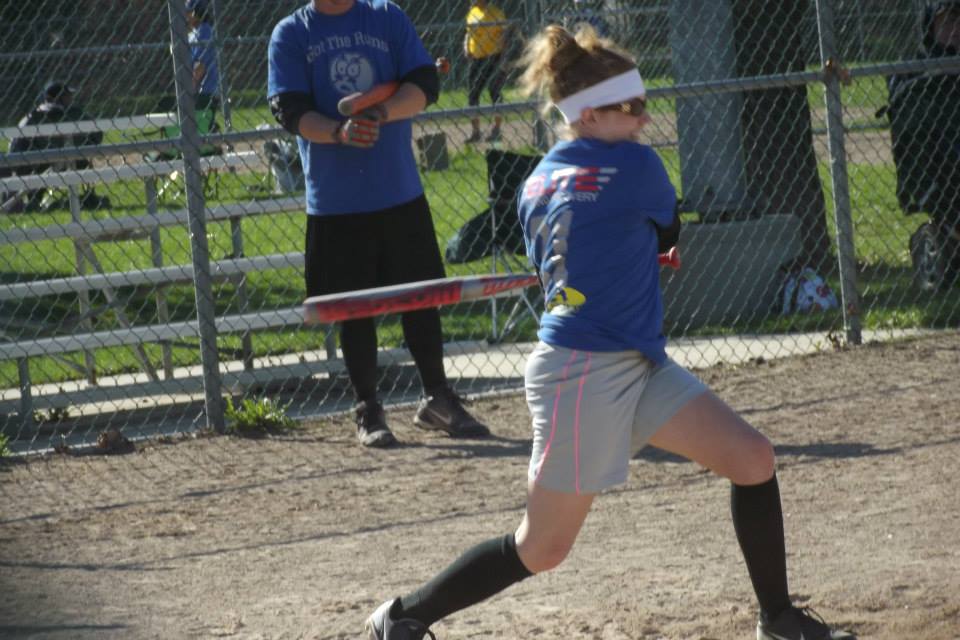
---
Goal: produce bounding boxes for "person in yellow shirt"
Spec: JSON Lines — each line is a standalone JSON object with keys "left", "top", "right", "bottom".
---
{"left": 463, "top": 0, "right": 508, "bottom": 142}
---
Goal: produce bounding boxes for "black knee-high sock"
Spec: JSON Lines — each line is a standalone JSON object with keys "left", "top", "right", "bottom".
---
{"left": 401, "top": 308, "right": 447, "bottom": 391}
{"left": 396, "top": 534, "right": 533, "bottom": 627}
{"left": 731, "top": 474, "right": 792, "bottom": 619}
{"left": 340, "top": 318, "right": 379, "bottom": 402}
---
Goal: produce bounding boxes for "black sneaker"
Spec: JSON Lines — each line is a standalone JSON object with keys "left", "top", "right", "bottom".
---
{"left": 365, "top": 599, "right": 436, "bottom": 640}
{"left": 757, "top": 606, "right": 856, "bottom": 640}
{"left": 414, "top": 387, "right": 490, "bottom": 438}
{"left": 465, "top": 129, "right": 482, "bottom": 144}
{"left": 355, "top": 400, "right": 397, "bottom": 448}
{"left": 485, "top": 126, "right": 502, "bottom": 142}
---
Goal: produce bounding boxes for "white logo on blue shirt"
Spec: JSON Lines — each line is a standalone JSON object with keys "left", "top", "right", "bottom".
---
{"left": 330, "top": 52, "right": 374, "bottom": 95}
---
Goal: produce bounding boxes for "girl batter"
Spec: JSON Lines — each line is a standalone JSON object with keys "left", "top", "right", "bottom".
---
{"left": 364, "top": 24, "right": 857, "bottom": 640}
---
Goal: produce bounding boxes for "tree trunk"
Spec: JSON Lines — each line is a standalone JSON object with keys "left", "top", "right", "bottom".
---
{"left": 730, "top": 0, "right": 833, "bottom": 271}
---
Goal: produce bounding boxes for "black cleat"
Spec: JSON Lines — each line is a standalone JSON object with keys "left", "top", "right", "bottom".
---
{"left": 414, "top": 387, "right": 490, "bottom": 438}
{"left": 757, "top": 606, "right": 856, "bottom": 640}
{"left": 365, "top": 599, "right": 436, "bottom": 640}
{"left": 355, "top": 400, "right": 397, "bottom": 448}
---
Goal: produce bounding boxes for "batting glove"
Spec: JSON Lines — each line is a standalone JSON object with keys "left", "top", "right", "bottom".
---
{"left": 335, "top": 116, "right": 380, "bottom": 148}
{"left": 357, "top": 103, "right": 389, "bottom": 122}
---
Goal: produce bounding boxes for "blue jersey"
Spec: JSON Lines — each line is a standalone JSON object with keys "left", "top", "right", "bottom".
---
{"left": 516, "top": 139, "right": 676, "bottom": 363}
{"left": 190, "top": 22, "right": 219, "bottom": 96}
{"left": 267, "top": 1, "right": 433, "bottom": 215}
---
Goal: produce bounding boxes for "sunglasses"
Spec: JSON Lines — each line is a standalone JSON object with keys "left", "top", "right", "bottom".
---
{"left": 596, "top": 97, "right": 647, "bottom": 117}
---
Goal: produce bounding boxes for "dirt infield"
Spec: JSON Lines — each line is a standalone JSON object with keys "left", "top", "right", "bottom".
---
{"left": 2, "top": 332, "right": 959, "bottom": 639}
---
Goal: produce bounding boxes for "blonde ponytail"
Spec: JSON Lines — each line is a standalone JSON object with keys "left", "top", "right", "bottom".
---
{"left": 518, "top": 24, "right": 636, "bottom": 108}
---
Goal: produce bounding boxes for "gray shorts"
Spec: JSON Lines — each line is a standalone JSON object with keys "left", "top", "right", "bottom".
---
{"left": 525, "top": 342, "right": 707, "bottom": 495}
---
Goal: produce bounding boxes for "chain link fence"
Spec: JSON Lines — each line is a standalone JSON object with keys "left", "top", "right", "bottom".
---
{"left": 0, "top": 0, "right": 957, "bottom": 455}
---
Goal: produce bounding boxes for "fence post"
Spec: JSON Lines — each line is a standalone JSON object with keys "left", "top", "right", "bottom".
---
{"left": 815, "top": 0, "right": 862, "bottom": 345}
{"left": 168, "top": 0, "right": 226, "bottom": 432}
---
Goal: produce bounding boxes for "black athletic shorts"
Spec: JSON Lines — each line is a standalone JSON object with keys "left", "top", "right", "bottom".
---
{"left": 304, "top": 193, "right": 446, "bottom": 297}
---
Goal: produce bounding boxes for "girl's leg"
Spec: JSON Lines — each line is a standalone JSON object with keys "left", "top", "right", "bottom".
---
{"left": 377, "top": 345, "right": 619, "bottom": 634}
{"left": 466, "top": 59, "right": 484, "bottom": 141}
{"left": 304, "top": 213, "right": 381, "bottom": 404}
{"left": 394, "top": 481, "right": 594, "bottom": 628}
{"left": 648, "top": 390, "right": 791, "bottom": 619}
{"left": 339, "top": 318, "right": 379, "bottom": 402}
{"left": 485, "top": 63, "right": 505, "bottom": 141}
{"left": 515, "top": 481, "right": 594, "bottom": 573}
{"left": 647, "top": 389, "right": 774, "bottom": 484}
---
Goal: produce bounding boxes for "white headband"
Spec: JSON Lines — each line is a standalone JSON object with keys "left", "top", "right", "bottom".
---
{"left": 554, "top": 69, "right": 646, "bottom": 124}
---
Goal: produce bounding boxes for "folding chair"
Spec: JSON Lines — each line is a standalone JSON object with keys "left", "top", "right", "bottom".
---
{"left": 145, "top": 96, "right": 224, "bottom": 203}
{"left": 443, "top": 149, "right": 543, "bottom": 340}
{"left": 446, "top": 150, "right": 540, "bottom": 259}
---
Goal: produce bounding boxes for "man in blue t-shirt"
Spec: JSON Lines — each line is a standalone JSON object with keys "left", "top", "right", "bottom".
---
{"left": 268, "top": 0, "right": 490, "bottom": 448}
{"left": 186, "top": 0, "right": 219, "bottom": 110}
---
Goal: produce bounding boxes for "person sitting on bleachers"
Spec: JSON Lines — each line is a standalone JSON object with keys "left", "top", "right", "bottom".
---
{"left": 2, "top": 81, "right": 108, "bottom": 213}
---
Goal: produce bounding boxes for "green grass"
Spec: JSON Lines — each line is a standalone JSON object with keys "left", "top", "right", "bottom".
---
{"left": 225, "top": 396, "right": 297, "bottom": 437}
{"left": 2, "top": 74, "right": 958, "bottom": 389}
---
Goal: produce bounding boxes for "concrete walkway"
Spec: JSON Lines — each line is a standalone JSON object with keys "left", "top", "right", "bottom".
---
{"left": 445, "top": 327, "right": 934, "bottom": 377}
{"left": 4, "top": 328, "right": 934, "bottom": 455}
